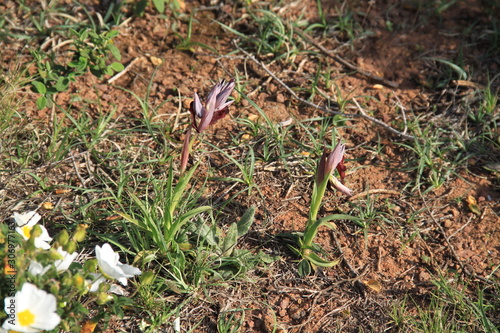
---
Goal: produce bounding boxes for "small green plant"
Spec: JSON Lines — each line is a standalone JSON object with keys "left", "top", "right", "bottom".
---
{"left": 135, "top": 0, "right": 183, "bottom": 16}
{"left": 115, "top": 161, "right": 210, "bottom": 254}
{"left": 69, "top": 29, "right": 123, "bottom": 78}
{"left": 172, "top": 13, "right": 215, "bottom": 53}
{"left": 399, "top": 121, "right": 467, "bottom": 193}
{"left": 208, "top": 143, "right": 258, "bottom": 196}
{"left": 217, "top": 309, "right": 246, "bottom": 333}
{"left": 304, "top": 4, "right": 359, "bottom": 41}
{"left": 30, "top": 28, "right": 123, "bottom": 109}
{"left": 467, "top": 79, "right": 499, "bottom": 130}
{"left": 285, "top": 142, "right": 359, "bottom": 276}
{"left": 217, "top": 8, "right": 298, "bottom": 60}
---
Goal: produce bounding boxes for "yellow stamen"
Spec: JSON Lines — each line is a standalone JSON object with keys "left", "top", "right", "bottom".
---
{"left": 18, "top": 309, "right": 35, "bottom": 327}
{"left": 21, "top": 226, "right": 32, "bottom": 239}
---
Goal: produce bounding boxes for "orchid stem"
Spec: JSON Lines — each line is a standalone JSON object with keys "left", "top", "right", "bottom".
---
{"left": 303, "top": 177, "right": 328, "bottom": 248}
{"left": 180, "top": 127, "right": 199, "bottom": 175}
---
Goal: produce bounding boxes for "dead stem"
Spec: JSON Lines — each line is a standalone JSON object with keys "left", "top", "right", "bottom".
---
{"left": 108, "top": 57, "right": 142, "bottom": 84}
{"left": 348, "top": 189, "right": 402, "bottom": 201}
{"left": 293, "top": 27, "right": 399, "bottom": 89}
{"left": 234, "top": 40, "right": 415, "bottom": 141}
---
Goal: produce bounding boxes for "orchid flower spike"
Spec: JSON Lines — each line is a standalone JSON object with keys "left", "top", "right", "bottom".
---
{"left": 190, "top": 79, "right": 235, "bottom": 133}
{"left": 317, "top": 143, "right": 352, "bottom": 196}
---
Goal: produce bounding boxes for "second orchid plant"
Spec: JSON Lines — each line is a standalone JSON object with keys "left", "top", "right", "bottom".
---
{"left": 294, "top": 142, "right": 360, "bottom": 276}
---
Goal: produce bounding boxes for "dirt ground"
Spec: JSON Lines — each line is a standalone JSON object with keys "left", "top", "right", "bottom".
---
{"left": 2, "top": 0, "right": 500, "bottom": 332}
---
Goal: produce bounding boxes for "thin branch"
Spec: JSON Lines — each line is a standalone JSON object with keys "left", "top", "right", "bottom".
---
{"left": 293, "top": 27, "right": 399, "bottom": 89}
{"left": 234, "top": 41, "right": 415, "bottom": 140}
{"left": 348, "top": 189, "right": 401, "bottom": 201}
{"left": 352, "top": 98, "right": 414, "bottom": 140}
{"left": 108, "top": 57, "right": 142, "bottom": 84}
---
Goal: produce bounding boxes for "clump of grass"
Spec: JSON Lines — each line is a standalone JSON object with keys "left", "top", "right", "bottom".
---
{"left": 390, "top": 274, "right": 500, "bottom": 332}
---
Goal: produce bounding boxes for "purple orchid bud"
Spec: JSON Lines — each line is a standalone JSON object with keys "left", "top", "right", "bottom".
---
{"left": 189, "top": 79, "right": 235, "bottom": 133}
{"left": 316, "top": 143, "right": 352, "bottom": 196}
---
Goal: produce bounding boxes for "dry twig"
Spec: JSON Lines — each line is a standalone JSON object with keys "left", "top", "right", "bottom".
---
{"left": 234, "top": 41, "right": 415, "bottom": 140}
{"left": 108, "top": 57, "right": 142, "bottom": 84}
{"left": 348, "top": 189, "right": 401, "bottom": 201}
{"left": 293, "top": 27, "right": 399, "bottom": 89}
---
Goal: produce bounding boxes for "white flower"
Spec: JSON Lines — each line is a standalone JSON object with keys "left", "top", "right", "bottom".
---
{"left": 2, "top": 282, "right": 61, "bottom": 332}
{"left": 53, "top": 247, "right": 77, "bottom": 272}
{"left": 86, "top": 273, "right": 106, "bottom": 293}
{"left": 95, "top": 243, "right": 141, "bottom": 286}
{"left": 27, "top": 262, "right": 50, "bottom": 276}
{"left": 86, "top": 273, "right": 126, "bottom": 295}
{"left": 28, "top": 247, "right": 77, "bottom": 276}
{"left": 14, "top": 212, "right": 52, "bottom": 250}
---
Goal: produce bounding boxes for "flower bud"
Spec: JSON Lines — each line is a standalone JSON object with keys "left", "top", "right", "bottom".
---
{"left": 30, "top": 224, "right": 43, "bottom": 238}
{"left": 84, "top": 259, "right": 98, "bottom": 273}
{"left": 73, "top": 224, "right": 88, "bottom": 242}
{"left": 98, "top": 282, "right": 110, "bottom": 293}
{"left": 140, "top": 271, "right": 155, "bottom": 285}
{"left": 25, "top": 237, "right": 37, "bottom": 252}
{"left": 56, "top": 229, "right": 70, "bottom": 246}
{"left": 49, "top": 281, "right": 60, "bottom": 295}
{"left": 48, "top": 248, "right": 64, "bottom": 261}
{"left": 73, "top": 273, "right": 85, "bottom": 289}
{"left": 62, "top": 273, "right": 73, "bottom": 287}
{"left": 64, "top": 240, "right": 77, "bottom": 254}
{"left": 96, "top": 291, "right": 112, "bottom": 305}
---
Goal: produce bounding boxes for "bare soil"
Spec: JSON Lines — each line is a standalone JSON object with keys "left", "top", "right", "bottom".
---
{"left": 1, "top": 0, "right": 499, "bottom": 332}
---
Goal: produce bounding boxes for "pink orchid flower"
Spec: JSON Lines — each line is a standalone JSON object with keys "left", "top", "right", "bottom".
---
{"left": 190, "top": 79, "right": 235, "bottom": 133}
{"left": 316, "top": 143, "right": 352, "bottom": 196}
{"left": 180, "top": 79, "right": 235, "bottom": 173}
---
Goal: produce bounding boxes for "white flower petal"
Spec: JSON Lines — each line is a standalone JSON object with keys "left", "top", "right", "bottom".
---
{"left": 86, "top": 273, "right": 106, "bottom": 293}
{"left": 28, "top": 262, "right": 50, "bottom": 276}
{"left": 2, "top": 283, "right": 60, "bottom": 332}
{"left": 13, "top": 212, "right": 41, "bottom": 228}
{"left": 53, "top": 247, "right": 77, "bottom": 272}
{"left": 109, "top": 284, "right": 126, "bottom": 295}
{"left": 95, "top": 243, "right": 141, "bottom": 286}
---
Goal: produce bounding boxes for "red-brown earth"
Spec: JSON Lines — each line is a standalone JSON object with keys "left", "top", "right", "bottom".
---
{"left": 0, "top": 0, "right": 499, "bottom": 332}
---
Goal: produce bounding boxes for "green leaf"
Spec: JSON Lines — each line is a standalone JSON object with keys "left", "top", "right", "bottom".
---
{"left": 172, "top": 206, "right": 211, "bottom": 237}
{"left": 55, "top": 76, "right": 69, "bottom": 92}
{"left": 110, "top": 62, "right": 124, "bottom": 72}
{"left": 88, "top": 30, "right": 99, "bottom": 40}
{"left": 36, "top": 96, "right": 47, "bottom": 109}
{"left": 108, "top": 45, "right": 122, "bottom": 61}
{"left": 298, "top": 259, "right": 312, "bottom": 276}
{"left": 236, "top": 206, "right": 255, "bottom": 237}
{"left": 305, "top": 251, "right": 340, "bottom": 268}
{"left": 32, "top": 81, "right": 47, "bottom": 94}
{"left": 80, "top": 30, "right": 89, "bottom": 40}
{"left": 317, "top": 214, "right": 360, "bottom": 225}
{"left": 221, "top": 223, "right": 238, "bottom": 256}
{"left": 134, "top": 0, "right": 148, "bottom": 16}
{"left": 106, "top": 30, "right": 120, "bottom": 39}
{"left": 196, "top": 221, "right": 218, "bottom": 247}
{"left": 423, "top": 57, "right": 468, "bottom": 80}
{"left": 152, "top": 0, "right": 165, "bottom": 13}
{"left": 170, "top": 162, "right": 199, "bottom": 214}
